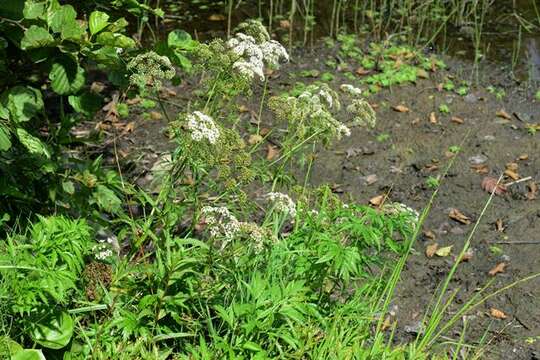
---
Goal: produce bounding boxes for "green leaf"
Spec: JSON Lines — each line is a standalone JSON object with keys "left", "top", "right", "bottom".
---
{"left": 167, "top": 30, "right": 197, "bottom": 50}
{"left": 23, "top": 0, "right": 46, "bottom": 19}
{"left": 49, "top": 55, "right": 85, "bottom": 95}
{"left": 0, "top": 124, "right": 11, "bottom": 151}
{"left": 68, "top": 92, "right": 102, "bottom": 116}
{"left": 16, "top": 128, "right": 50, "bottom": 158}
{"left": 12, "top": 349, "right": 46, "bottom": 360}
{"left": 48, "top": 5, "right": 77, "bottom": 33}
{"left": 93, "top": 185, "right": 121, "bottom": 213}
{"left": 89, "top": 11, "right": 109, "bottom": 35}
{"left": 62, "top": 180, "right": 75, "bottom": 194}
{"left": 29, "top": 311, "right": 74, "bottom": 350}
{"left": 20, "top": 25, "right": 54, "bottom": 50}
{"left": 96, "top": 32, "right": 135, "bottom": 49}
{"left": 0, "top": 86, "right": 44, "bottom": 123}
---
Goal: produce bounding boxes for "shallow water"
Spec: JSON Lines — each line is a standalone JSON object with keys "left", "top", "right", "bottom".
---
{"left": 161, "top": 0, "right": 540, "bottom": 82}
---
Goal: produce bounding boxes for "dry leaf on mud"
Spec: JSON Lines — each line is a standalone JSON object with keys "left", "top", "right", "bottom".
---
{"left": 517, "top": 153, "right": 529, "bottom": 161}
{"left": 496, "top": 109, "right": 512, "bottom": 120}
{"left": 90, "top": 81, "right": 106, "bottom": 94}
{"left": 504, "top": 169, "right": 519, "bottom": 180}
{"left": 149, "top": 111, "right": 163, "bottom": 121}
{"left": 481, "top": 177, "right": 507, "bottom": 195}
{"left": 356, "top": 67, "right": 370, "bottom": 76}
{"left": 423, "top": 230, "right": 436, "bottom": 240}
{"left": 495, "top": 218, "right": 505, "bottom": 232}
{"left": 266, "top": 145, "right": 280, "bottom": 160}
{"left": 124, "top": 122, "right": 135, "bottom": 133}
{"left": 506, "top": 162, "right": 519, "bottom": 172}
{"left": 488, "top": 262, "right": 507, "bottom": 276}
{"left": 369, "top": 195, "right": 385, "bottom": 207}
{"left": 449, "top": 208, "right": 471, "bottom": 225}
{"left": 460, "top": 249, "right": 474, "bottom": 262}
{"left": 426, "top": 243, "right": 438, "bottom": 258}
{"left": 208, "top": 14, "right": 226, "bottom": 21}
{"left": 429, "top": 112, "right": 438, "bottom": 124}
{"left": 393, "top": 105, "right": 410, "bottom": 113}
{"left": 451, "top": 116, "right": 464, "bottom": 124}
{"left": 435, "top": 245, "right": 453, "bottom": 257}
{"left": 471, "top": 164, "right": 489, "bottom": 174}
{"left": 527, "top": 181, "right": 538, "bottom": 200}
{"left": 489, "top": 308, "right": 508, "bottom": 319}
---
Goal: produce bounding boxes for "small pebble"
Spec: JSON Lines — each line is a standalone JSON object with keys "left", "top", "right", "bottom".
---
{"left": 469, "top": 154, "right": 488, "bottom": 165}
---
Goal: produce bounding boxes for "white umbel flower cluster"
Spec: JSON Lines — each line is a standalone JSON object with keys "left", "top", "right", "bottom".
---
{"left": 340, "top": 84, "right": 363, "bottom": 97}
{"left": 347, "top": 99, "right": 376, "bottom": 128}
{"left": 202, "top": 206, "right": 240, "bottom": 241}
{"left": 201, "top": 206, "right": 268, "bottom": 252}
{"left": 265, "top": 192, "right": 297, "bottom": 217}
{"left": 92, "top": 244, "right": 114, "bottom": 261}
{"left": 186, "top": 111, "right": 220, "bottom": 144}
{"left": 382, "top": 202, "right": 420, "bottom": 228}
{"left": 227, "top": 32, "right": 288, "bottom": 82}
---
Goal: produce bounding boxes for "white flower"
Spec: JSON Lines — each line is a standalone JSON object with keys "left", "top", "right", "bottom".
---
{"left": 382, "top": 202, "right": 419, "bottom": 228}
{"left": 265, "top": 192, "right": 297, "bottom": 217}
{"left": 232, "top": 58, "right": 265, "bottom": 81}
{"left": 92, "top": 244, "right": 114, "bottom": 261}
{"left": 337, "top": 123, "right": 351, "bottom": 137}
{"left": 340, "top": 84, "right": 362, "bottom": 96}
{"left": 347, "top": 99, "right": 376, "bottom": 128}
{"left": 202, "top": 206, "right": 240, "bottom": 245}
{"left": 186, "top": 111, "right": 220, "bottom": 144}
{"left": 227, "top": 31, "right": 288, "bottom": 82}
{"left": 260, "top": 40, "right": 289, "bottom": 67}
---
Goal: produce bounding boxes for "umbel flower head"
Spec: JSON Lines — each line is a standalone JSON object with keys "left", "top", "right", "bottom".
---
{"left": 186, "top": 111, "right": 220, "bottom": 144}
{"left": 265, "top": 192, "right": 297, "bottom": 217}
{"left": 201, "top": 205, "right": 269, "bottom": 252}
{"left": 347, "top": 98, "right": 377, "bottom": 128}
{"left": 233, "top": 19, "right": 271, "bottom": 43}
{"left": 127, "top": 51, "right": 175, "bottom": 94}
{"left": 269, "top": 83, "right": 351, "bottom": 142}
{"left": 226, "top": 20, "right": 288, "bottom": 82}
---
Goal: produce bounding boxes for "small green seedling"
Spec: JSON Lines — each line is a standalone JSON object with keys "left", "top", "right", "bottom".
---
{"left": 439, "top": 104, "right": 450, "bottom": 114}
{"left": 426, "top": 176, "right": 440, "bottom": 189}
{"left": 376, "top": 133, "right": 390, "bottom": 142}
{"left": 448, "top": 145, "right": 461, "bottom": 154}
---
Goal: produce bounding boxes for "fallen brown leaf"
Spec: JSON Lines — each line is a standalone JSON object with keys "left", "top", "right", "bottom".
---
{"left": 259, "top": 128, "right": 271, "bottom": 136}
{"left": 449, "top": 208, "right": 471, "bottom": 225}
{"left": 356, "top": 67, "right": 371, "bottom": 76}
{"left": 393, "top": 105, "right": 410, "bottom": 113}
{"left": 527, "top": 181, "right": 538, "bottom": 200}
{"left": 481, "top": 177, "right": 507, "bottom": 195}
{"left": 471, "top": 164, "right": 489, "bottom": 174}
{"left": 124, "top": 122, "right": 135, "bottom": 133}
{"left": 460, "top": 249, "right": 474, "bottom": 262}
{"left": 505, "top": 162, "right": 519, "bottom": 172}
{"left": 435, "top": 245, "right": 453, "bottom": 257}
{"left": 429, "top": 112, "right": 438, "bottom": 124}
{"left": 126, "top": 97, "right": 141, "bottom": 105}
{"left": 90, "top": 81, "right": 106, "bottom": 94}
{"left": 495, "top": 218, "right": 505, "bottom": 232}
{"left": 504, "top": 169, "right": 519, "bottom": 180}
{"left": 488, "top": 262, "right": 507, "bottom": 276}
{"left": 489, "top": 307, "right": 508, "bottom": 319}
{"left": 517, "top": 153, "right": 529, "bottom": 161}
{"left": 149, "top": 111, "right": 163, "bottom": 121}
{"left": 451, "top": 116, "right": 464, "bottom": 124}
{"left": 208, "top": 14, "right": 225, "bottom": 21}
{"left": 423, "top": 230, "right": 436, "bottom": 240}
{"left": 496, "top": 109, "right": 512, "bottom": 120}
{"left": 417, "top": 69, "right": 429, "bottom": 79}
{"left": 369, "top": 195, "right": 385, "bottom": 207}
{"left": 426, "top": 243, "right": 438, "bottom": 258}
{"left": 266, "top": 144, "right": 280, "bottom": 160}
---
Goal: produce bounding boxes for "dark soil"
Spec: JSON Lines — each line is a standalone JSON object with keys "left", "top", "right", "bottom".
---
{"left": 86, "top": 43, "right": 540, "bottom": 359}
